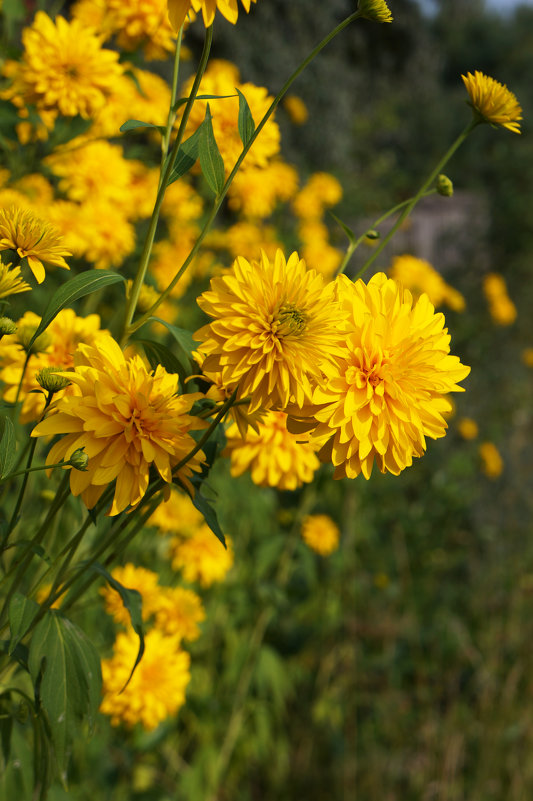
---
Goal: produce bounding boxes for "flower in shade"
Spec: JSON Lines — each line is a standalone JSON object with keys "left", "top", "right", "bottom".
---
{"left": 168, "top": 0, "right": 256, "bottom": 29}
{"left": 194, "top": 249, "right": 346, "bottom": 413}
{"left": 0, "top": 206, "right": 70, "bottom": 284}
{"left": 224, "top": 411, "right": 320, "bottom": 489}
{"left": 294, "top": 273, "right": 470, "bottom": 479}
{"left": 0, "top": 257, "right": 31, "bottom": 299}
{"left": 100, "top": 629, "right": 190, "bottom": 730}
{"left": 31, "top": 335, "right": 206, "bottom": 516}
{"left": 153, "top": 587, "right": 205, "bottom": 641}
{"left": 479, "top": 441, "right": 503, "bottom": 479}
{"left": 357, "top": 0, "right": 393, "bottom": 23}
{"left": 389, "top": 254, "right": 465, "bottom": 312}
{"left": 462, "top": 71, "right": 522, "bottom": 134}
{"left": 170, "top": 525, "right": 234, "bottom": 587}
{"left": 301, "top": 514, "right": 340, "bottom": 556}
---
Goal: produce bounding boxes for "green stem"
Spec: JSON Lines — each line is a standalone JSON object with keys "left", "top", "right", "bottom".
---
{"left": 160, "top": 25, "right": 184, "bottom": 175}
{"left": 120, "top": 24, "right": 213, "bottom": 344}
{"left": 0, "top": 460, "right": 70, "bottom": 484}
{"left": 173, "top": 389, "right": 237, "bottom": 476}
{"left": 10, "top": 351, "right": 31, "bottom": 423}
{"left": 356, "top": 120, "right": 477, "bottom": 278}
{"left": 126, "top": 10, "right": 362, "bottom": 337}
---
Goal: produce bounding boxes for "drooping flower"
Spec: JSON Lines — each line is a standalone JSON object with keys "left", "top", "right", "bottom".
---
{"left": 296, "top": 273, "right": 470, "bottom": 479}
{"left": 168, "top": 0, "right": 256, "bottom": 29}
{"left": 224, "top": 411, "right": 321, "bottom": 489}
{"left": 479, "top": 441, "right": 503, "bottom": 479}
{"left": 389, "top": 254, "right": 465, "bottom": 312}
{"left": 0, "top": 206, "right": 70, "bottom": 284}
{"left": 100, "top": 629, "right": 190, "bottom": 730}
{"left": 462, "top": 71, "right": 522, "bottom": 134}
{"left": 31, "top": 335, "right": 206, "bottom": 516}
{"left": 0, "top": 257, "right": 31, "bottom": 299}
{"left": 301, "top": 514, "right": 340, "bottom": 556}
{"left": 357, "top": 0, "right": 393, "bottom": 23}
{"left": 194, "top": 249, "right": 346, "bottom": 413}
{"left": 170, "top": 525, "right": 234, "bottom": 587}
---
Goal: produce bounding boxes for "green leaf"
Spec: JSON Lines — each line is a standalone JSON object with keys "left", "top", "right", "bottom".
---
{"left": 167, "top": 124, "right": 205, "bottom": 185}
{"left": 0, "top": 416, "right": 16, "bottom": 479}
{"left": 28, "top": 271, "right": 125, "bottom": 352}
{"left": 236, "top": 88, "right": 256, "bottom": 147}
{"left": 136, "top": 339, "right": 185, "bottom": 377}
{"left": 28, "top": 613, "right": 102, "bottom": 786}
{"left": 88, "top": 564, "right": 144, "bottom": 687}
{"left": 329, "top": 212, "right": 356, "bottom": 244}
{"left": 120, "top": 119, "right": 165, "bottom": 134}
{"left": 198, "top": 104, "right": 225, "bottom": 195}
{"left": 146, "top": 318, "right": 197, "bottom": 387}
{"left": 190, "top": 490, "right": 226, "bottom": 548}
{"left": 8, "top": 593, "right": 40, "bottom": 655}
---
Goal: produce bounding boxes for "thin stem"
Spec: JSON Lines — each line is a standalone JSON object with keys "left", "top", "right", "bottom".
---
{"left": 160, "top": 26, "right": 184, "bottom": 175}
{"left": 11, "top": 351, "right": 31, "bottom": 423}
{"left": 0, "top": 460, "right": 70, "bottom": 484}
{"left": 120, "top": 25, "right": 213, "bottom": 343}
{"left": 126, "top": 11, "right": 362, "bottom": 337}
{"left": 357, "top": 120, "right": 477, "bottom": 278}
{"left": 173, "top": 389, "right": 237, "bottom": 475}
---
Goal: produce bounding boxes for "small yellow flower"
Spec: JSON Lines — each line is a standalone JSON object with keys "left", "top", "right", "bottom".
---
{"left": 170, "top": 525, "right": 234, "bottom": 587}
{"left": 358, "top": 0, "right": 393, "bottom": 23}
{"left": 483, "top": 272, "right": 517, "bottom": 326}
{"left": 479, "top": 441, "right": 503, "bottom": 479}
{"left": 301, "top": 514, "right": 340, "bottom": 556}
{"left": 148, "top": 488, "right": 205, "bottom": 535}
{"left": 0, "top": 257, "right": 31, "bottom": 299}
{"left": 0, "top": 206, "right": 70, "bottom": 284}
{"left": 283, "top": 95, "right": 309, "bottom": 125}
{"left": 389, "top": 254, "right": 465, "bottom": 312}
{"left": 458, "top": 417, "right": 479, "bottom": 441}
{"left": 153, "top": 587, "right": 205, "bottom": 641}
{"left": 462, "top": 71, "right": 522, "bottom": 134}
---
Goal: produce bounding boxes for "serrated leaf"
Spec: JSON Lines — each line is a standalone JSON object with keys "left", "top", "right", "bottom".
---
{"left": 0, "top": 416, "right": 16, "bottom": 479}
{"left": 8, "top": 594, "right": 40, "bottom": 655}
{"left": 28, "top": 613, "right": 102, "bottom": 785}
{"left": 190, "top": 490, "right": 226, "bottom": 548}
{"left": 28, "top": 271, "right": 125, "bottom": 352}
{"left": 120, "top": 119, "right": 165, "bottom": 134}
{"left": 198, "top": 104, "right": 225, "bottom": 195}
{"left": 167, "top": 123, "right": 205, "bottom": 185}
{"left": 236, "top": 88, "right": 256, "bottom": 147}
{"left": 329, "top": 212, "right": 356, "bottom": 244}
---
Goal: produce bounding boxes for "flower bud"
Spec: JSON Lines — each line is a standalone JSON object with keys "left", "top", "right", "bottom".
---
{"left": 358, "top": 0, "right": 393, "bottom": 23}
{"left": 365, "top": 229, "right": 380, "bottom": 240}
{"left": 16, "top": 324, "right": 51, "bottom": 354}
{"left": 68, "top": 448, "right": 89, "bottom": 471}
{"left": 36, "top": 366, "right": 71, "bottom": 394}
{"left": 437, "top": 174, "right": 454, "bottom": 197}
{"left": 0, "top": 317, "right": 17, "bottom": 336}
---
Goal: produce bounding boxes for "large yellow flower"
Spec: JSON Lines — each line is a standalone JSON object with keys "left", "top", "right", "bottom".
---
{"left": 194, "top": 249, "right": 346, "bottom": 413}
{"left": 1, "top": 12, "right": 123, "bottom": 123}
{"left": 224, "top": 411, "right": 320, "bottom": 490}
{"left": 462, "top": 71, "right": 522, "bottom": 134}
{"left": 100, "top": 629, "right": 190, "bottom": 730}
{"left": 31, "top": 335, "right": 206, "bottom": 516}
{"left": 168, "top": 0, "right": 256, "bottom": 29}
{"left": 299, "top": 273, "right": 470, "bottom": 479}
{"left": 0, "top": 206, "right": 70, "bottom": 284}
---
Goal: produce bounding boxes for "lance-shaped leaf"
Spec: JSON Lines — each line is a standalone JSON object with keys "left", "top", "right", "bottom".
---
{"left": 120, "top": 119, "right": 166, "bottom": 135}
{"left": 189, "top": 485, "right": 226, "bottom": 548}
{"left": 0, "top": 416, "right": 16, "bottom": 479}
{"left": 167, "top": 123, "right": 206, "bottom": 185}
{"left": 8, "top": 593, "right": 40, "bottom": 655}
{"left": 237, "top": 88, "right": 256, "bottom": 147}
{"left": 198, "top": 104, "right": 225, "bottom": 195}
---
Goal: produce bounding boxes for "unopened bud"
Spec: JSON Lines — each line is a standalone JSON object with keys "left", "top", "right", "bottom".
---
{"left": 437, "top": 174, "right": 454, "bottom": 197}
{"left": 365, "top": 229, "right": 380, "bottom": 240}
{"left": 0, "top": 317, "right": 17, "bottom": 336}
{"left": 68, "top": 448, "right": 89, "bottom": 471}
{"left": 36, "top": 366, "right": 71, "bottom": 394}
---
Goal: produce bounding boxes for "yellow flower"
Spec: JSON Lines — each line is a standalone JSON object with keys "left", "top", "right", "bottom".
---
{"left": 170, "top": 525, "right": 233, "bottom": 587}
{"left": 389, "top": 255, "right": 465, "bottom": 312}
{"left": 292, "top": 172, "right": 343, "bottom": 220}
{"left": 148, "top": 488, "right": 204, "bottom": 535}
{"left": 357, "top": 0, "right": 393, "bottom": 23}
{"left": 227, "top": 160, "right": 299, "bottom": 219}
{"left": 482, "top": 272, "right": 517, "bottom": 326}
{"left": 0, "top": 309, "right": 106, "bottom": 423}
{"left": 31, "top": 335, "right": 206, "bottom": 516}
{"left": 0, "top": 206, "right": 70, "bottom": 284}
{"left": 457, "top": 417, "right": 479, "bottom": 441}
{"left": 298, "top": 220, "right": 343, "bottom": 279}
{"left": 195, "top": 249, "right": 346, "bottom": 413}
{"left": 301, "top": 515, "right": 340, "bottom": 556}
{"left": 1, "top": 12, "right": 123, "bottom": 124}
{"left": 297, "top": 273, "right": 470, "bottom": 479}
{"left": 100, "top": 629, "right": 190, "bottom": 730}
{"left": 168, "top": 0, "right": 256, "bottom": 29}
{"left": 224, "top": 412, "right": 320, "bottom": 490}
{"left": 479, "top": 441, "right": 503, "bottom": 479}
{"left": 283, "top": 95, "right": 309, "bottom": 125}
{"left": 0, "top": 257, "right": 31, "bottom": 299}
{"left": 153, "top": 587, "right": 205, "bottom": 641}
{"left": 462, "top": 71, "right": 522, "bottom": 134}
{"left": 100, "top": 564, "right": 161, "bottom": 625}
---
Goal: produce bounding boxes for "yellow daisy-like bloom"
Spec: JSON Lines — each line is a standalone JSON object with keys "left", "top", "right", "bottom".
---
{"left": 170, "top": 525, "right": 234, "bottom": 588}
{"left": 482, "top": 272, "right": 517, "bottom": 326}
{"left": 457, "top": 417, "right": 479, "bottom": 441}
{"left": 31, "top": 335, "right": 206, "bottom": 516}
{"left": 302, "top": 273, "right": 470, "bottom": 479}
{"left": 180, "top": 60, "right": 280, "bottom": 174}
{"left": 0, "top": 309, "right": 106, "bottom": 423}
{"left": 194, "top": 249, "right": 346, "bottom": 414}
{"left": 358, "top": 0, "right": 393, "bottom": 22}
{"left": 168, "top": 0, "right": 256, "bottom": 29}
{"left": 224, "top": 412, "right": 320, "bottom": 490}
{"left": 100, "top": 629, "right": 190, "bottom": 730}
{"left": 153, "top": 587, "right": 205, "bottom": 641}
{"left": 1, "top": 12, "right": 123, "bottom": 123}
{"left": 462, "top": 71, "right": 522, "bottom": 134}
{"left": 301, "top": 514, "right": 340, "bottom": 556}
{"left": 479, "top": 441, "right": 503, "bottom": 479}
{"left": 227, "top": 160, "right": 299, "bottom": 219}
{"left": 148, "top": 487, "right": 204, "bottom": 535}
{"left": 0, "top": 258, "right": 31, "bottom": 299}
{"left": 0, "top": 206, "right": 70, "bottom": 284}
{"left": 292, "top": 172, "right": 343, "bottom": 220}
{"left": 389, "top": 254, "right": 465, "bottom": 312}
{"left": 100, "top": 564, "right": 161, "bottom": 625}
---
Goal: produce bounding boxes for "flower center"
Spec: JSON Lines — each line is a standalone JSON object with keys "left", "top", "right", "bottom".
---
{"left": 274, "top": 303, "right": 308, "bottom": 337}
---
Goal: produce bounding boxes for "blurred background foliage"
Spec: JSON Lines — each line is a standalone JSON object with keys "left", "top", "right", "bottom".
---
{"left": 4, "top": 0, "right": 533, "bottom": 798}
